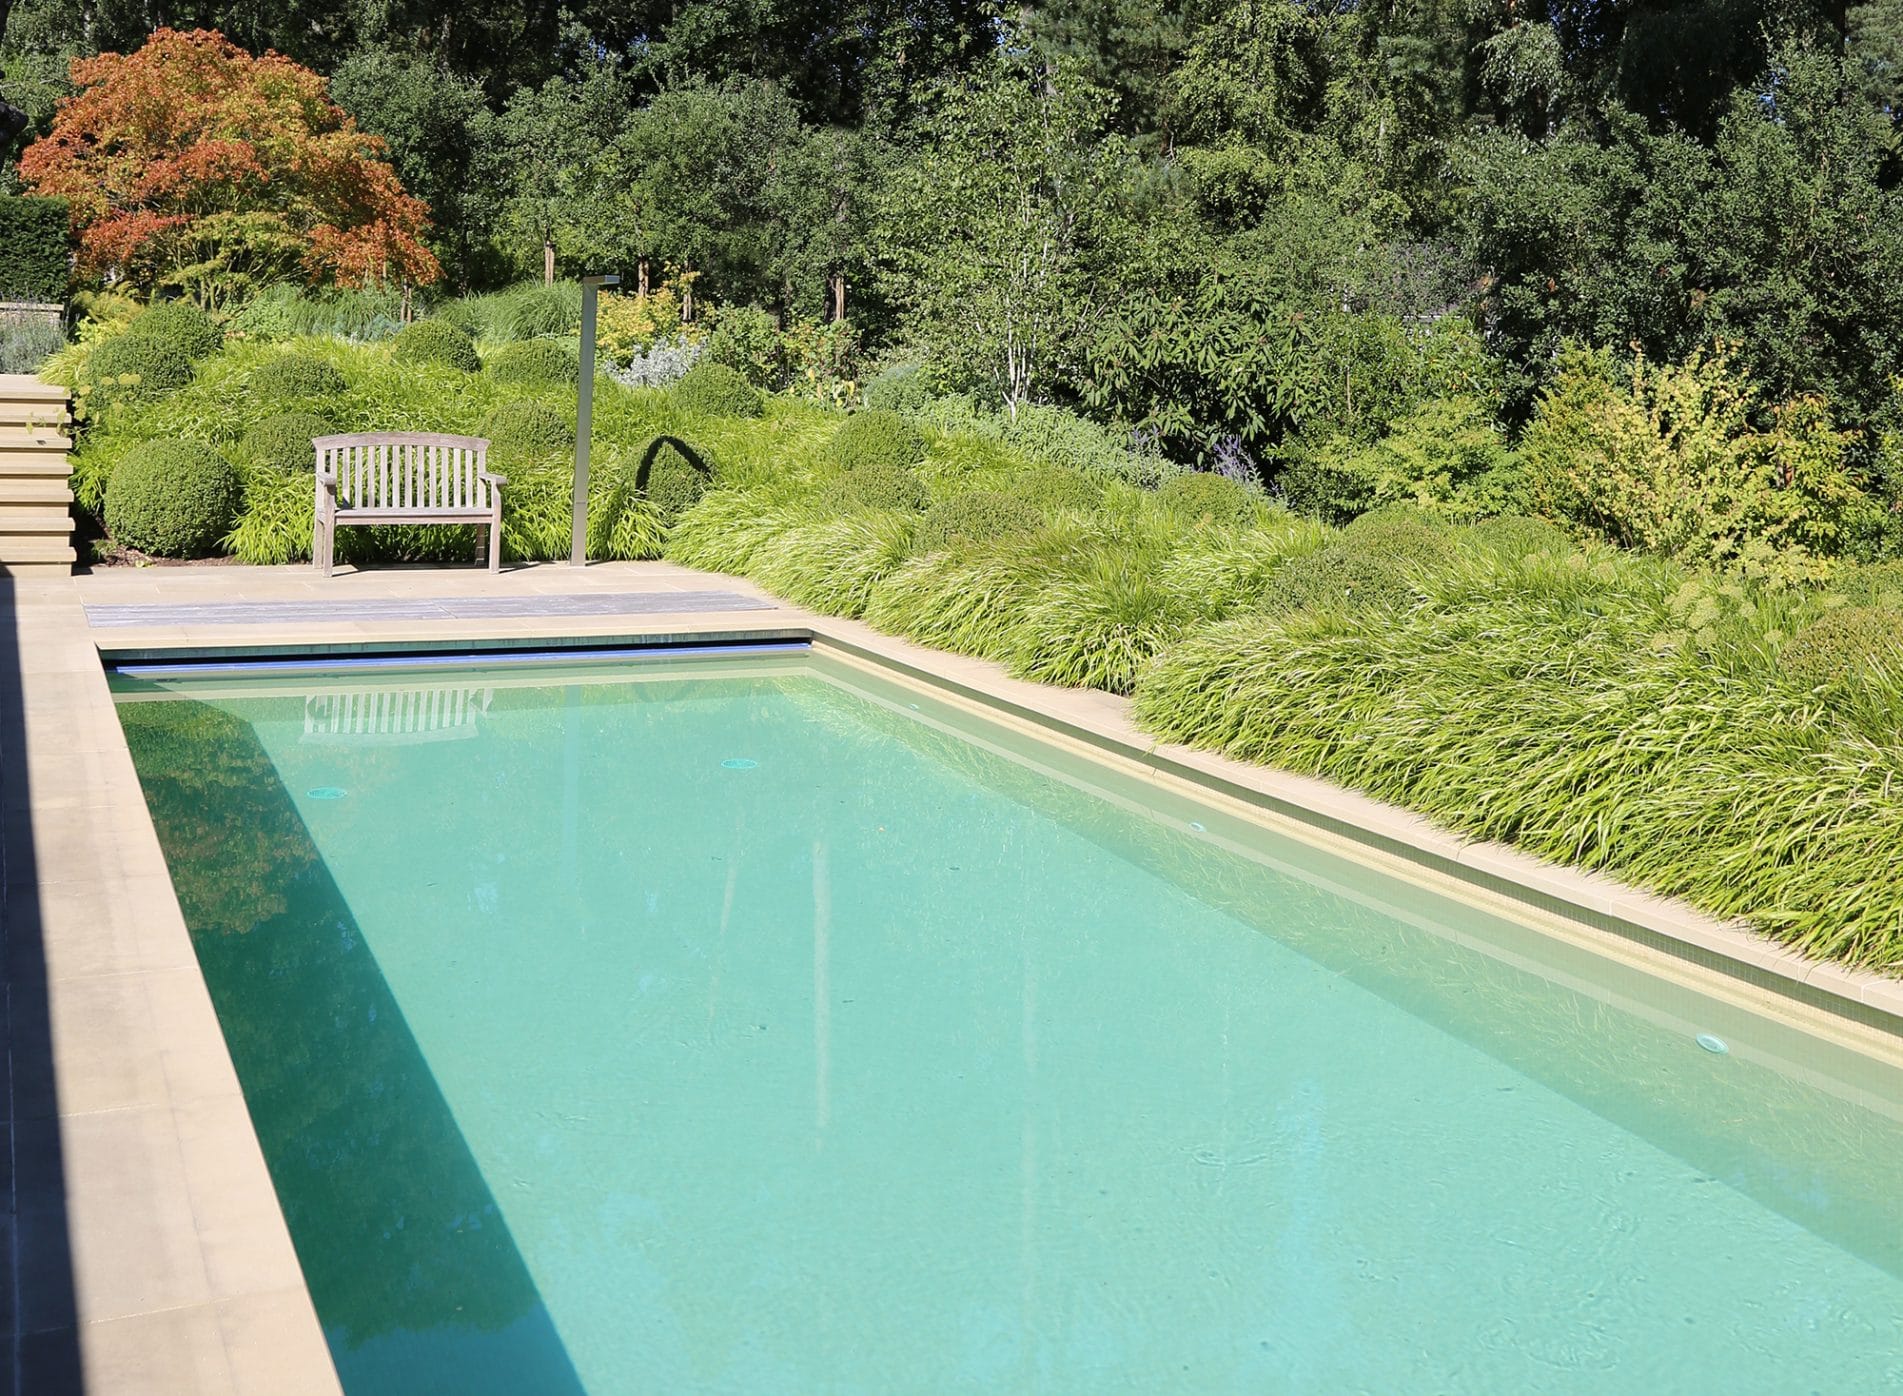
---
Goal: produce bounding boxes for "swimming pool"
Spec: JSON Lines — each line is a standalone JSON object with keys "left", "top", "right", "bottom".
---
{"left": 112, "top": 649, "right": 1903, "bottom": 1393}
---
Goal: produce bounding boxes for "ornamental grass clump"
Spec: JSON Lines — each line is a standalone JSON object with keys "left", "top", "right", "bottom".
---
{"left": 487, "top": 340, "right": 579, "bottom": 386}
{"left": 1159, "top": 512, "right": 1332, "bottom": 615}
{"left": 863, "top": 532, "right": 1071, "bottom": 660}
{"left": 250, "top": 352, "right": 347, "bottom": 402}
{"left": 665, "top": 488, "right": 807, "bottom": 575}
{"left": 393, "top": 319, "right": 480, "bottom": 372}
{"left": 672, "top": 362, "right": 763, "bottom": 418}
{"left": 1134, "top": 601, "right": 1903, "bottom": 969}
{"left": 225, "top": 466, "right": 313, "bottom": 564}
{"left": 751, "top": 512, "right": 920, "bottom": 618}
{"left": 440, "top": 281, "right": 581, "bottom": 342}
{"left": 912, "top": 490, "right": 1044, "bottom": 553}
{"left": 238, "top": 411, "right": 332, "bottom": 473}
{"left": 104, "top": 439, "right": 242, "bottom": 557}
{"left": 1463, "top": 514, "right": 1572, "bottom": 560}
{"left": 830, "top": 408, "right": 926, "bottom": 473}
{"left": 1779, "top": 606, "right": 1903, "bottom": 690}
{"left": 1008, "top": 533, "right": 1200, "bottom": 693}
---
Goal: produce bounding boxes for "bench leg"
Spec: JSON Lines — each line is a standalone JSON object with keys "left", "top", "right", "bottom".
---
{"left": 487, "top": 515, "right": 502, "bottom": 572}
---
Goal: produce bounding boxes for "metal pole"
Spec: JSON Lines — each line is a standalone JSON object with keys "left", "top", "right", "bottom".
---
{"left": 571, "top": 273, "right": 619, "bottom": 566}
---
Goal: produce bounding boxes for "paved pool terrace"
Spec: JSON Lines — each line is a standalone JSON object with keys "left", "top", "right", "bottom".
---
{"left": 5, "top": 559, "right": 1902, "bottom": 1393}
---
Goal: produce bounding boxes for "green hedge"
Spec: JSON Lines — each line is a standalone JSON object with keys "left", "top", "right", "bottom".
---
{"left": 0, "top": 197, "right": 69, "bottom": 305}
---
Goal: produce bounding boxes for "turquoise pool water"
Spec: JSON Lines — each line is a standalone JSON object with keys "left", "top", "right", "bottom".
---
{"left": 114, "top": 651, "right": 1903, "bottom": 1394}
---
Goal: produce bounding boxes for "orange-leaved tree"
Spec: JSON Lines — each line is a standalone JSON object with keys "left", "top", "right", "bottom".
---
{"left": 18, "top": 28, "right": 441, "bottom": 308}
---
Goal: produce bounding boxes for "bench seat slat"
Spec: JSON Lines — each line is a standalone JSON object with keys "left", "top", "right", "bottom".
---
{"left": 333, "top": 509, "right": 494, "bottom": 525}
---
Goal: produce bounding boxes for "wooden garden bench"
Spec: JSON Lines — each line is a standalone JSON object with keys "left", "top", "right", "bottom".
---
{"left": 313, "top": 432, "right": 504, "bottom": 575}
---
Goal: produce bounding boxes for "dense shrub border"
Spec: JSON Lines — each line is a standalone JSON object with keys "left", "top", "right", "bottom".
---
{"left": 54, "top": 325, "right": 1903, "bottom": 975}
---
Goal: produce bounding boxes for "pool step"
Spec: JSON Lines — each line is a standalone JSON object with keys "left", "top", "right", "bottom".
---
{"left": 0, "top": 375, "right": 76, "bottom": 577}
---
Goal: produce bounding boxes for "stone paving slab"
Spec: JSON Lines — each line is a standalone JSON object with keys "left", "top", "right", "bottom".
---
{"left": 84, "top": 588, "right": 774, "bottom": 628}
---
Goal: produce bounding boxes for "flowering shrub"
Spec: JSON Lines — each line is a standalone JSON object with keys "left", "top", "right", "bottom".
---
{"left": 596, "top": 287, "right": 690, "bottom": 364}
{"left": 609, "top": 336, "right": 704, "bottom": 390}
{"left": 1523, "top": 346, "right": 1861, "bottom": 578}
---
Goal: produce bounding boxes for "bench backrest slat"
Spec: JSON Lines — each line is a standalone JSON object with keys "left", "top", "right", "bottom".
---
{"left": 316, "top": 432, "right": 492, "bottom": 512}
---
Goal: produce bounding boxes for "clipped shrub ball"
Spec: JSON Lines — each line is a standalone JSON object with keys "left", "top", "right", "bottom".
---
{"left": 250, "top": 352, "right": 347, "bottom": 402}
{"left": 831, "top": 408, "right": 926, "bottom": 474}
{"left": 913, "top": 490, "right": 1044, "bottom": 554}
{"left": 104, "top": 440, "right": 242, "bottom": 558}
{"left": 1337, "top": 516, "right": 1461, "bottom": 571}
{"left": 131, "top": 301, "right": 223, "bottom": 361}
{"left": 487, "top": 340, "right": 579, "bottom": 386}
{"left": 643, "top": 440, "right": 711, "bottom": 524}
{"left": 393, "top": 319, "right": 481, "bottom": 372}
{"left": 1464, "top": 514, "right": 1570, "bottom": 560}
{"left": 238, "top": 411, "right": 333, "bottom": 474}
{"left": 1258, "top": 544, "right": 1420, "bottom": 614}
{"left": 1779, "top": 606, "right": 1903, "bottom": 689}
{"left": 1344, "top": 502, "right": 1439, "bottom": 533}
{"left": 478, "top": 400, "right": 571, "bottom": 455}
{"left": 84, "top": 331, "right": 196, "bottom": 408}
{"left": 672, "top": 362, "right": 763, "bottom": 418}
{"left": 1017, "top": 468, "right": 1101, "bottom": 513}
{"left": 1158, "top": 471, "right": 1259, "bottom": 529}
{"left": 815, "top": 461, "right": 931, "bottom": 515}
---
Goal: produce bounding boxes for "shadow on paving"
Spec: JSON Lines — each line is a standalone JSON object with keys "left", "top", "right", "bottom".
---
{"left": 0, "top": 573, "right": 85, "bottom": 1389}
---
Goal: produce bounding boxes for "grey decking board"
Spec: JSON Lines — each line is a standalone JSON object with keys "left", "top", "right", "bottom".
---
{"left": 85, "top": 590, "right": 775, "bottom": 629}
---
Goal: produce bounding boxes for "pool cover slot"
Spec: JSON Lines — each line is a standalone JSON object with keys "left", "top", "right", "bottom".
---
{"left": 110, "top": 637, "right": 811, "bottom": 679}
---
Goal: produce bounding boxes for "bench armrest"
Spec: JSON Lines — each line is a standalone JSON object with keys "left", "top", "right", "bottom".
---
{"left": 479, "top": 470, "right": 508, "bottom": 487}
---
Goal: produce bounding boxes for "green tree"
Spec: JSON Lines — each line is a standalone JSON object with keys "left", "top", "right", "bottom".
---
{"left": 767, "top": 124, "right": 879, "bottom": 321}
{"left": 331, "top": 45, "right": 499, "bottom": 290}
{"left": 876, "top": 53, "right": 1143, "bottom": 412}
{"left": 608, "top": 0, "right": 998, "bottom": 125}
{"left": 1461, "top": 37, "right": 1903, "bottom": 434}
{"left": 609, "top": 80, "right": 805, "bottom": 311}
{"left": 492, "top": 62, "right": 632, "bottom": 284}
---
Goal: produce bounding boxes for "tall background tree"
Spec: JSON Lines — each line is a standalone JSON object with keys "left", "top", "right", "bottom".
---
{"left": 17, "top": 27, "right": 439, "bottom": 305}
{"left": 7, "top": 0, "right": 1903, "bottom": 482}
